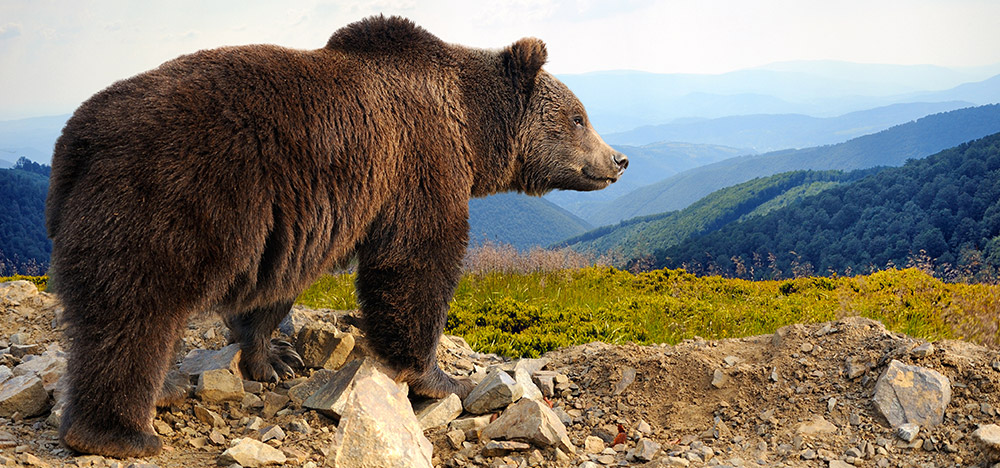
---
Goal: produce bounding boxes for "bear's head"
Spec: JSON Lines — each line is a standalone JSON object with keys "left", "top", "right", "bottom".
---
{"left": 503, "top": 38, "right": 628, "bottom": 196}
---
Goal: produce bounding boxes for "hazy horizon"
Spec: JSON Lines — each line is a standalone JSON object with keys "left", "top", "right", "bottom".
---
{"left": 3, "top": 0, "right": 1000, "bottom": 120}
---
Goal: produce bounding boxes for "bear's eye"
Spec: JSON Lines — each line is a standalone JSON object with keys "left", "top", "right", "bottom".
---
{"left": 572, "top": 116, "right": 585, "bottom": 128}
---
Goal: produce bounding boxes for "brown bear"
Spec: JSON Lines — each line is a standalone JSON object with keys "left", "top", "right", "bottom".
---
{"left": 46, "top": 15, "right": 627, "bottom": 458}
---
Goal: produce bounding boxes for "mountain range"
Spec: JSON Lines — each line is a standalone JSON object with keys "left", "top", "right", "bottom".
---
{"left": 586, "top": 104, "right": 1000, "bottom": 226}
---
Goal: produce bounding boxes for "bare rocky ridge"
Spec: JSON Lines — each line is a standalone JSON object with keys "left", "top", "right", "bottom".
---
{"left": 1, "top": 280, "right": 999, "bottom": 468}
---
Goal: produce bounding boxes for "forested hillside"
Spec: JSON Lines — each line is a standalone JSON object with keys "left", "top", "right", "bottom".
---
{"left": 654, "top": 133, "right": 1000, "bottom": 281}
{"left": 0, "top": 158, "right": 50, "bottom": 275}
{"left": 588, "top": 104, "right": 1000, "bottom": 226}
{"left": 557, "top": 169, "right": 880, "bottom": 260}
{"left": 468, "top": 193, "right": 593, "bottom": 250}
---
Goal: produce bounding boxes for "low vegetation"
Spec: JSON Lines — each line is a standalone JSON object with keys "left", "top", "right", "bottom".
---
{"left": 297, "top": 264, "right": 1000, "bottom": 359}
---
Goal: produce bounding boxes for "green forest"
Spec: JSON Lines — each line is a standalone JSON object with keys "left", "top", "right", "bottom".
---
{"left": 0, "top": 158, "right": 50, "bottom": 275}
{"left": 559, "top": 168, "right": 882, "bottom": 259}
{"left": 653, "top": 132, "right": 1000, "bottom": 282}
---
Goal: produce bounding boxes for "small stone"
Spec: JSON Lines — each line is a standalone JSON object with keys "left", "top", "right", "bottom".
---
{"left": 801, "top": 449, "right": 817, "bottom": 460}
{"left": 532, "top": 370, "right": 556, "bottom": 398}
{"left": 584, "top": 435, "right": 605, "bottom": 453}
{"left": 462, "top": 368, "right": 523, "bottom": 414}
{"left": 845, "top": 447, "right": 863, "bottom": 458}
{"left": 261, "top": 392, "right": 290, "bottom": 418}
{"left": 295, "top": 322, "right": 355, "bottom": 370}
{"left": 627, "top": 438, "right": 660, "bottom": 462}
{"left": 637, "top": 420, "right": 652, "bottom": 435}
{"left": 196, "top": 369, "right": 244, "bottom": 403}
{"left": 209, "top": 429, "right": 226, "bottom": 445}
{"left": 242, "top": 392, "right": 263, "bottom": 409}
{"left": 514, "top": 368, "right": 544, "bottom": 401}
{"left": 796, "top": 416, "right": 837, "bottom": 436}
{"left": 0, "top": 366, "right": 11, "bottom": 385}
{"left": 897, "top": 423, "right": 920, "bottom": 442}
{"left": 22, "top": 453, "right": 50, "bottom": 468}
{"left": 445, "top": 429, "right": 465, "bottom": 450}
{"left": 829, "top": 460, "right": 852, "bottom": 468}
{"left": 219, "top": 438, "right": 287, "bottom": 467}
{"left": 288, "top": 419, "right": 311, "bottom": 434}
{"left": 180, "top": 344, "right": 242, "bottom": 378}
{"left": 258, "top": 425, "right": 286, "bottom": 443}
{"left": 711, "top": 369, "right": 727, "bottom": 388}
{"left": 194, "top": 405, "right": 225, "bottom": 427}
{"left": 480, "top": 398, "right": 574, "bottom": 453}
{"left": 242, "top": 380, "right": 264, "bottom": 394}
{"left": 0, "top": 375, "right": 48, "bottom": 417}
{"left": 873, "top": 360, "right": 951, "bottom": 428}
{"left": 413, "top": 393, "right": 463, "bottom": 430}
{"left": 724, "top": 355, "right": 740, "bottom": 366}
{"left": 801, "top": 342, "right": 814, "bottom": 353}
{"left": 244, "top": 416, "right": 265, "bottom": 432}
{"left": 579, "top": 462, "right": 600, "bottom": 468}
{"left": 10, "top": 344, "right": 44, "bottom": 358}
{"left": 596, "top": 454, "right": 616, "bottom": 464}
{"left": 612, "top": 367, "right": 636, "bottom": 395}
{"left": 828, "top": 397, "right": 837, "bottom": 412}
{"left": 153, "top": 419, "right": 174, "bottom": 436}
{"left": 845, "top": 356, "right": 869, "bottom": 380}
{"left": 912, "top": 342, "right": 935, "bottom": 358}
{"left": 973, "top": 424, "right": 1000, "bottom": 462}
{"left": 482, "top": 440, "right": 531, "bottom": 457}
{"left": 663, "top": 456, "right": 691, "bottom": 467}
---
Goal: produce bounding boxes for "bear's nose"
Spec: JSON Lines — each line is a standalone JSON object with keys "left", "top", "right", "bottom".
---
{"left": 613, "top": 152, "right": 629, "bottom": 172}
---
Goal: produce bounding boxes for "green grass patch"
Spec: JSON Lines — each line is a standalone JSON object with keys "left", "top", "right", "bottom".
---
{"left": 297, "top": 267, "right": 999, "bottom": 358}
{"left": 0, "top": 275, "right": 47, "bottom": 290}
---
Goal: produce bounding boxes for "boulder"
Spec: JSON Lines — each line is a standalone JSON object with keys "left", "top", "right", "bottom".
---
{"left": 873, "top": 360, "right": 951, "bottom": 428}
{"left": 295, "top": 322, "right": 355, "bottom": 370}
{"left": 413, "top": 393, "right": 463, "bottom": 430}
{"left": 480, "top": 398, "right": 575, "bottom": 453}
{"left": 326, "top": 367, "right": 432, "bottom": 468}
{"left": 463, "top": 367, "right": 522, "bottom": 414}
{"left": 0, "top": 375, "right": 49, "bottom": 417}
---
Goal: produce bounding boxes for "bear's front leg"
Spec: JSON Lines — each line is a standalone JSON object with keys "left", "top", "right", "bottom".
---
{"left": 224, "top": 300, "right": 304, "bottom": 382}
{"left": 355, "top": 216, "right": 475, "bottom": 399}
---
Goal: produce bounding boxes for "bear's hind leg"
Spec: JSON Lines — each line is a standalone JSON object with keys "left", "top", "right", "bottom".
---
{"left": 60, "top": 302, "right": 187, "bottom": 458}
{"left": 224, "top": 300, "right": 303, "bottom": 382}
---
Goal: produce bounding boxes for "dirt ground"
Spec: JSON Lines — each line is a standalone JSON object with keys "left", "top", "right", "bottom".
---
{"left": 2, "top": 284, "right": 999, "bottom": 468}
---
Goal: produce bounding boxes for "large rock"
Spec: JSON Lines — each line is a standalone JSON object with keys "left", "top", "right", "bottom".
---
{"left": 0, "top": 375, "right": 49, "bottom": 417}
{"left": 295, "top": 322, "right": 355, "bottom": 370}
{"left": 195, "top": 369, "right": 244, "bottom": 403}
{"left": 0, "top": 280, "right": 38, "bottom": 305}
{"left": 180, "top": 344, "right": 242, "bottom": 378}
{"left": 480, "top": 398, "right": 575, "bottom": 454}
{"left": 463, "top": 367, "right": 523, "bottom": 414}
{"left": 303, "top": 358, "right": 380, "bottom": 419}
{"left": 796, "top": 415, "right": 838, "bottom": 436}
{"left": 413, "top": 393, "right": 463, "bottom": 430}
{"left": 0, "top": 366, "right": 11, "bottom": 386}
{"left": 13, "top": 352, "right": 66, "bottom": 392}
{"left": 219, "top": 438, "right": 286, "bottom": 467}
{"left": 873, "top": 360, "right": 951, "bottom": 428}
{"left": 973, "top": 424, "right": 1000, "bottom": 462}
{"left": 288, "top": 368, "right": 337, "bottom": 406}
{"left": 326, "top": 366, "right": 432, "bottom": 468}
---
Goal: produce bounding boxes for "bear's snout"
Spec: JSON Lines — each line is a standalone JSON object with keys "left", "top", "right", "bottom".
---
{"left": 613, "top": 152, "right": 629, "bottom": 174}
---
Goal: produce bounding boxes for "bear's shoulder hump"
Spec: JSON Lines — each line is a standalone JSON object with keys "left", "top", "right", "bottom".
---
{"left": 326, "top": 15, "right": 443, "bottom": 54}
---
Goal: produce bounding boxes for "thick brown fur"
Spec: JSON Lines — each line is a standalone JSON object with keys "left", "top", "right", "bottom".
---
{"left": 47, "top": 15, "right": 626, "bottom": 458}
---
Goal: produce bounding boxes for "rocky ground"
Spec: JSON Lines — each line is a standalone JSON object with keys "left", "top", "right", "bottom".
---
{"left": 1, "top": 280, "right": 1000, "bottom": 468}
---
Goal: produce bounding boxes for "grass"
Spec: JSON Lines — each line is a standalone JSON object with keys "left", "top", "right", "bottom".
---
{"left": 295, "top": 266, "right": 1000, "bottom": 358}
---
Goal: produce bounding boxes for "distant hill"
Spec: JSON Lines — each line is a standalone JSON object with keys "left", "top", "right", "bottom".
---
{"left": 655, "top": 132, "right": 1000, "bottom": 281}
{"left": 468, "top": 193, "right": 593, "bottom": 251}
{"left": 560, "top": 67, "right": 1000, "bottom": 133}
{"left": 0, "top": 159, "right": 51, "bottom": 275}
{"left": 544, "top": 141, "right": 751, "bottom": 218}
{"left": 587, "top": 104, "right": 1000, "bottom": 226}
{"left": 603, "top": 101, "right": 972, "bottom": 150}
{"left": 557, "top": 169, "right": 880, "bottom": 260}
{"left": 0, "top": 114, "right": 69, "bottom": 165}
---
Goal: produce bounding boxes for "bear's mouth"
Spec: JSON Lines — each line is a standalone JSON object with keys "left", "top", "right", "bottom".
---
{"left": 582, "top": 168, "right": 618, "bottom": 185}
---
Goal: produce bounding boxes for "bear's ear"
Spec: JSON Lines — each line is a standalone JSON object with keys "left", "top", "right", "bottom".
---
{"left": 502, "top": 37, "right": 547, "bottom": 93}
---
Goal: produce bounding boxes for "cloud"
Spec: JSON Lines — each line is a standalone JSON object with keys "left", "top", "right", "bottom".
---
{"left": 0, "top": 23, "right": 22, "bottom": 40}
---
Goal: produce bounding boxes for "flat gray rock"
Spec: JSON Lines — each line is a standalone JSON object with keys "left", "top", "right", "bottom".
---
{"left": 873, "top": 359, "right": 951, "bottom": 428}
{"left": 180, "top": 344, "right": 242, "bottom": 378}
{"left": 413, "top": 393, "right": 463, "bottom": 430}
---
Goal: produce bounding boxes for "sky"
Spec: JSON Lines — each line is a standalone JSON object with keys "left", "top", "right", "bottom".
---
{"left": 2, "top": 0, "right": 1000, "bottom": 120}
